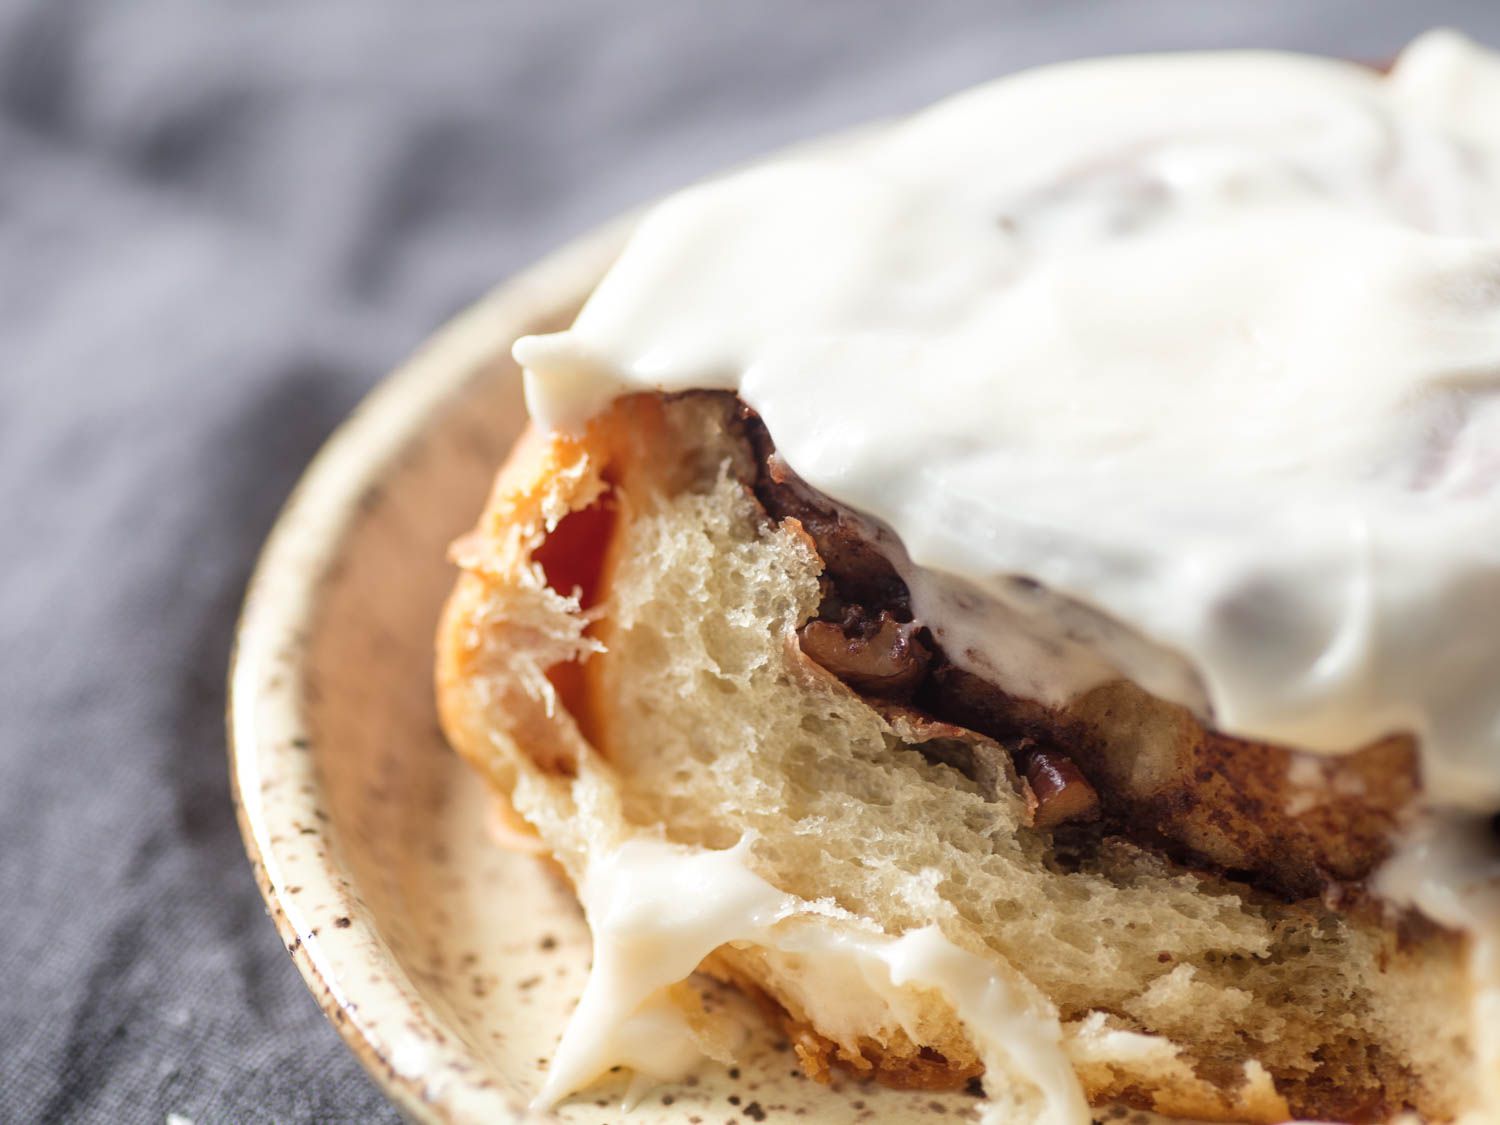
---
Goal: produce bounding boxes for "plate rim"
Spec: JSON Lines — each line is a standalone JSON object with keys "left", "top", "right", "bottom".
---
{"left": 225, "top": 216, "right": 632, "bottom": 1123}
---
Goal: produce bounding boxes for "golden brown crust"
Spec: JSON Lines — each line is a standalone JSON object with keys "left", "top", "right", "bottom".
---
{"left": 437, "top": 404, "right": 634, "bottom": 785}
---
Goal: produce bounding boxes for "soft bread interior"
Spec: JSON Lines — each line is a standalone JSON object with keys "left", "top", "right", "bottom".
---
{"left": 438, "top": 393, "right": 1477, "bottom": 1124}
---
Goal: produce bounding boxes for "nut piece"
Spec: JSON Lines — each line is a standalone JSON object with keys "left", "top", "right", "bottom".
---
{"left": 1024, "top": 749, "right": 1101, "bottom": 830}
{"left": 798, "top": 612, "right": 931, "bottom": 697}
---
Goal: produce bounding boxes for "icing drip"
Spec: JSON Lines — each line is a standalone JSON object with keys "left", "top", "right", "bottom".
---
{"left": 536, "top": 837, "right": 1088, "bottom": 1125}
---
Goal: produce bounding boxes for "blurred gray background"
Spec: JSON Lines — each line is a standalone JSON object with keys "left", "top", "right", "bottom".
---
{"left": 4, "top": 2, "right": 1500, "bottom": 1121}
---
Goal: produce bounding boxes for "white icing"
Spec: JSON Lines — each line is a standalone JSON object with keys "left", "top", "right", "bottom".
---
{"left": 517, "top": 30, "right": 1500, "bottom": 809}
{"left": 536, "top": 837, "right": 1089, "bottom": 1125}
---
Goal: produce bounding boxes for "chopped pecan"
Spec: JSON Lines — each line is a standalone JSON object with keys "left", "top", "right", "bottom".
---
{"left": 799, "top": 612, "right": 932, "bottom": 698}
{"left": 1024, "top": 748, "right": 1101, "bottom": 830}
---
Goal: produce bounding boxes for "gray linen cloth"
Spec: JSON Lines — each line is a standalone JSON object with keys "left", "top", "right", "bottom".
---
{"left": 4, "top": 2, "right": 1499, "bottom": 1121}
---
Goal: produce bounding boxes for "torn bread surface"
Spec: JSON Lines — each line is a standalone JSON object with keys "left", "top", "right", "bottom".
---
{"left": 437, "top": 393, "right": 1478, "bottom": 1125}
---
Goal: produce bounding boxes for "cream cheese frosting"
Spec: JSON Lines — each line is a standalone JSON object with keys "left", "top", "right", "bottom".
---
{"left": 518, "top": 30, "right": 1500, "bottom": 810}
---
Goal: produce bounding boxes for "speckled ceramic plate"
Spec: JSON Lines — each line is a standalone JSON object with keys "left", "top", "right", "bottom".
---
{"left": 227, "top": 215, "right": 1170, "bottom": 1125}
